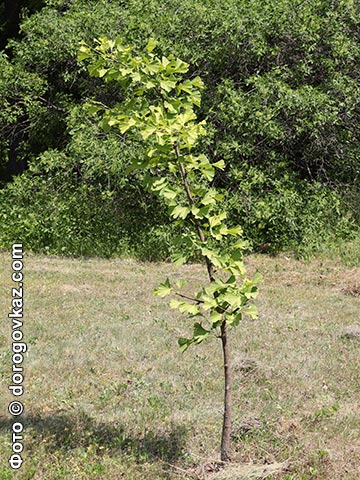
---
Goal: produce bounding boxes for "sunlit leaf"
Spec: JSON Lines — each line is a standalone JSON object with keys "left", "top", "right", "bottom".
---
{"left": 154, "top": 278, "right": 172, "bottom": 297}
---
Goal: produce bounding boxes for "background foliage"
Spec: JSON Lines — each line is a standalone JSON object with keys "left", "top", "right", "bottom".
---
{"left": 0, "top": 0, "right": 359, "bottom": 258}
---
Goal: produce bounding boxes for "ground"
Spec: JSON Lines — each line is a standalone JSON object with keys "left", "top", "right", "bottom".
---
{"left": 0, "top": 251, "right": 359, "bottom": 479}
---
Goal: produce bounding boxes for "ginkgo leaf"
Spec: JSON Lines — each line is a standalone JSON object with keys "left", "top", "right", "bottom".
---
{"left": 210, "top": 309, "right": 223, "bottom": 325}
{"left": 246, "top": 305, "right": 258, "bottom": 319}
{"left": 212, "top": 160, "right": 225, "bottom": 170}
{"left": 154, "top": 278, "right": 172, "bottom": 297}
{"left": 176, "top": 279, "right": 186, "bottom": 288}
{"left": 141, "top": 126, "right": 157, "bottom": 139}
{"left": 169, "top": 205, "right": 190, "bottom": 219}
{"left": 226, "top": 226, "right": 243, "bottom": 236}
{"left": 178, "top": 337, "right": 192, "bottom": 353}
{"left": 146, "top": 38, "right": 158, "bottom": 53}
{"left": 170, "top": 299, "right": 182, "bottom": 309}
{"left": 98, "top": 68, "right": 108, "bottom": 78}
{"left": 171, "top": 253, "right": 187, "bottom": 266}
{"left": 160, "top": 79, "right": 177, "bottom": 92}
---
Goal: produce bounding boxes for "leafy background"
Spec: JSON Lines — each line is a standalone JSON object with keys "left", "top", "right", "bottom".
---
{"left": 0, "top": 0, "right": 359, "bottom": 259}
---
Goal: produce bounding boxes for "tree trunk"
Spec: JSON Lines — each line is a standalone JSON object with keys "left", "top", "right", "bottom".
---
{"left": 220, "top": 320, "right": 232, "bottom": 462}
{"left": 174, "top": 142, "right": 232, "bottom": 461}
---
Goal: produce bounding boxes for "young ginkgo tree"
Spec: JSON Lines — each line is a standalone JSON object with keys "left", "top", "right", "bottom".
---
{"left": 79, "top": 37, "right": 261, "bottom": 462}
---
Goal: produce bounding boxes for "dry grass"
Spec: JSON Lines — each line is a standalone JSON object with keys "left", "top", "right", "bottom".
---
{"left": 0, "top": 252, "right": 359, "bottom": 479}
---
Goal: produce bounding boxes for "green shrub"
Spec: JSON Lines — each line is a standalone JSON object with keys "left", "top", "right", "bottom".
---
{"left": 0, "top": 167, "right": 173, "bottom": 259}
{"left": 1, "top": 0, "right": 359, "bottom": 259}
{"left": 223, "top": 165, "right": 356, "bottom": 256}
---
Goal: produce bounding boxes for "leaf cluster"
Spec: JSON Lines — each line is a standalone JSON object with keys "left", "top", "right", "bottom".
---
{"left": 81, "top": 37, "right": 261, "bottom": 350}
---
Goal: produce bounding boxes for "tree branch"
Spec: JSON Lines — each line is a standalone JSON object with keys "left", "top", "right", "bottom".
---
{"left": 175, "top": 292, "right": 204, "bottom": 304}
{"left": 174, "top": 142, "right": 216, "bottom": 283}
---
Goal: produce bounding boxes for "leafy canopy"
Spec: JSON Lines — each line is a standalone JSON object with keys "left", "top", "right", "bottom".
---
{"left": 79, "top": 37, "right": 261, "bottom": 350}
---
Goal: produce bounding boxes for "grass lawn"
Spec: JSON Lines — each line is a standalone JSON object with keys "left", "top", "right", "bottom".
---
{"left": 0, "top": 251, "right": 359, "bottom": 479}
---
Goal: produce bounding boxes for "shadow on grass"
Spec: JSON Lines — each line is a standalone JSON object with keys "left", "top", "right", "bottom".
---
{"left": 0, "top": 412, "right": 188, "bottom": 465}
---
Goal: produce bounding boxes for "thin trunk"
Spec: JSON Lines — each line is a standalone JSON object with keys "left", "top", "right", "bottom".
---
{"left": 174, "top": 143, "right": 215, "bottom": 282}
{"left": 220, "top": 321, "right": 232, "bottom": 462}
{"left": 174, "top": 142, "right": 232, "bottom": 462}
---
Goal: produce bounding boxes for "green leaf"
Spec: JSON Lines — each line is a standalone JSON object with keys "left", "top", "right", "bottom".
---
{"left": 232, "top": 239, "right": 250, "bottom": 250}
{"left": 150, "top": 177, "right": 167, "bottom": 191}
{"left": 193, "top": 323, "right": 210, "bottom": 342}
{"left": 166, "top": 58, "right": 189, "bottom": 74}
{"left": 171, "top": 252, "right": 187, "bottom": 266}
{"left": 141, "top": 126, "right": 157, "bottom": 140}
{"left": 226, "top": 226, "right": 243, "bottom": 236}
{"left": 222, "top": 291, "right": 242, "bottom": 308}
{"left": 201, "top": 189, "right": 217, "bottom": 205}
{"left": 190, "top": 91, "right": 201, "bottom": 106}
{"left": 202, "top": 294, "right": 217, "bottom": 310}
{"left": 210, "top": 309, "right": 223, "bottom": 325}
{"left": 243, "top": 282, "right": 259, "bottom": 299}
{"left": 246, "top": 305, "right": 258, "bottom": 319}
{"left": 194, "top": 205, "right": 212, "bottom": 218}
{"left": 146, "top": 38, "right": 158, "bottom": 53}
{"left": 77, "top": 46, "right": 91, "bottom": 61}
{"left": 219, "top": 225, "right": 229, "bottom": 235}
{"left": 154, "top": 278, "right": 172, "bottom": 297}
{"left": 226, "top": 275, "right": 237, "bottom": 285}
{"left": 231, "top": 249, "right": 243, "bottom": 262}
{"left": 84, "top": 102, "right": 104, "bottom": 115}
{"left": 208, "top": 212, "right": 227, "bottom": 228}
{"left": 212, "top": 160, "right": 225, "bottom": 170}
{"left": 178, "top": 337, "right": 192, "bottom": 353}
{"left": 160, "top": 79, "right": 177, "bottom": 92}
{"left": 131, "top": 71, "right": 141, "bottom": 82}
{"left": 201, "top": 166, "right": 215, "bottom": 181}
{"left": 225, "top": 311, "right": 242, "bottom": 326}
{"left": 98, "top": 68, "right": 108, "bottom": 78}
{"left": 176, "top": 279, "right": 186, "bottom": 288}
{"left": 161, "top": 56, "right": 170, "bottom": 68}
{"left": 169, "top": 205, "right": 190, "bottom": 219}
{"left": 252, "top": 272, "right": 263, "bottom": 284}
{"left": 200, "top": 247, "right": 226, "bottom": 269}
{"left": 179, "top": 303, "right": 200, "bottom": 315}
{"left": 164, "top": 100, "right": 178, "bottom": 113}
{"left": 119, "top": 117, "right": 137, "bottom": 133}
{"left": 191, "top": 76, "right": 204, "bottom": 88}
{"left": 146, "top": 80, "right": 157, "bottom": 88}
{"left": 161, "top": 185, "right": 178, "bottom": 200}
{"left": 170, "top": 298, "right": 182, "bottom": 309}
{"left": 178, "top": 79, "right": 194, "bottom": 94}
{"left": 191, "top": 206, "right": 200, "bottom": 216}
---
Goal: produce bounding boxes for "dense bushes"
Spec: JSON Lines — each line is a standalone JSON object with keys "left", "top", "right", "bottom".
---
{"left": 0, "top": 158, "right": 176, "bottom": 259}
{"left": 224, "top": 165, "right": 355, "bottom": 254}
{"left": 0, "top": 155, "right": 354, "bottom": 259}
{"left": 0, "top": 0, "right": 359, "bottom": 258}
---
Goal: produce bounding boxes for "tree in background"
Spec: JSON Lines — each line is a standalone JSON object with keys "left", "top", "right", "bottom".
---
{"left": 0, "top": 0, "right": 358, "bottom": 257}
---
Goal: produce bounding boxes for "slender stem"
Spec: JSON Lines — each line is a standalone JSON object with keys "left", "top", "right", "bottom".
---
{"left": 220, "top": 321, "right": 232, "bottom": 462}
{"left": 175, "top": 292, "right": 204, "bottom": 304}
{"left": 174, "top": 141, "right": 232, "bottom": 462}
{"left": 175, "top": 292, "right": 230, "bottom": 313}
{"left": 174, "top": 143, "right": 215, "bottom": 283}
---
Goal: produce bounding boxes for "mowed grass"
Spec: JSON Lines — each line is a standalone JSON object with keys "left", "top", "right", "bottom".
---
{"left": 0, "top": 251, "right": 359, "bottom": 479}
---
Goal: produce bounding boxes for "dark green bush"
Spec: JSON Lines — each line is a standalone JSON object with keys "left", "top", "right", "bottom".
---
{"left": 223, "top": 165, "right": 356, "bottom": 255}
{"left": 0, "top": 171, "right": 178, "bottom": 259}
{"left": 0, "top": 0, "right": 359, "bottom": 259}
{"left": 0, "top": 157, "right": 355, "bottom": 259}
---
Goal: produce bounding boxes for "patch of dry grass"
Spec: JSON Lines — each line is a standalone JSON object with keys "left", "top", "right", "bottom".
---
{"left": 0, "top": 252, "right": 359, "bottom": 479}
